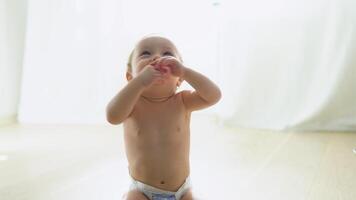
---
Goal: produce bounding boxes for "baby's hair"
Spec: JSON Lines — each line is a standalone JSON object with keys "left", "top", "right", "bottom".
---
{"left": 126, "top": 34, "right": 183, "bottom": 73}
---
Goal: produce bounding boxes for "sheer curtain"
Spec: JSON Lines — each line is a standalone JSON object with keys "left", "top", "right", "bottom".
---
{"left": 0, "top": 0, "right": 27, "bottom": 125}
{"left": 19, "top": 0, "right": 356, "bottom": 131}
{"left": 19, "top": 0, "right": 219, "bottom": 124}
{"left": 218, "top": 0, "right": 356, "bottom": 131}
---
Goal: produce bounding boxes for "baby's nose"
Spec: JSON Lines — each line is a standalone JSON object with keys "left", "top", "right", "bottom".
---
{"left": 151, "top": 55, "right": 160, "bottom": 62}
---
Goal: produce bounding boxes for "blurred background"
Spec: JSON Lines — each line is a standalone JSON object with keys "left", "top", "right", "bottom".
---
{"left": 1, "top": 0, "right": 356, "bottom": 130}
{"left": 1, "top": 0, "right": 356, "bottom": 199}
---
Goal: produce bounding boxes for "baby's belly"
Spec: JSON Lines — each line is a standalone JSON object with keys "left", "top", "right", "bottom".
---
{"left": 125, "top": 130, "right": 190, "bottom": 191}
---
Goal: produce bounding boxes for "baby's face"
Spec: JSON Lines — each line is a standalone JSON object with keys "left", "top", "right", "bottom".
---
{"left": 130, "top": 36, "right": 182, "bottom": 89}
{"left": 131, "top": 36, "right": 181, "bottom": 75}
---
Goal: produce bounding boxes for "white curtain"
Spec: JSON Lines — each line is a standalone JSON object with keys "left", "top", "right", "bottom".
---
{"left": 19, "top": 0, "right": 219, "bottom": 124}
{"left": 19, "top": 0, "right": 356, "bottom": 131}
{"left": 218, "top": 0, "right": 356, "bottom": 131}
{"left": 0, "top": 0, "right": 27, "bottom": 125}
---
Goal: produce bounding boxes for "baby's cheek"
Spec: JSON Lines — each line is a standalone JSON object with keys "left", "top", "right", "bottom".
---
{"left": 132, "top": 66, "right": 144, "bottom": 76}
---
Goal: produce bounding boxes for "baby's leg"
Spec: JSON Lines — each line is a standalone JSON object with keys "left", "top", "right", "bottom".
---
{"left": 180, "top": 189, "right": 193, "bottom": 200}
{"left": 123, "top": 190, "right": 149, "bottom": 200}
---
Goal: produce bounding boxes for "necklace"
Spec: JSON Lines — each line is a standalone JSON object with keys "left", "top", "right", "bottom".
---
{"left": 141, "top": 93, "right": 175, "bottom": 102}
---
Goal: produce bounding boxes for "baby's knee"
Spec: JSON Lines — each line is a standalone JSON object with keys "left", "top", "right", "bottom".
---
{"left": 123, "top": 190, "right": 149, "bottom": 200}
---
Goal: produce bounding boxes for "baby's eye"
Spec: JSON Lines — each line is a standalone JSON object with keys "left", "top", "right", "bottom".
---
{"left": 140, "top": 51, "right": 150, "bottom": 56}
{"left": 163, "top": 51, "right": 174, "bottom": 56}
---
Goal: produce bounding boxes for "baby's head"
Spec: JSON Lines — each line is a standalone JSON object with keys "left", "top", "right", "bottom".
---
{"left": 126, "top": 35, "right": 183, "bottom": 94}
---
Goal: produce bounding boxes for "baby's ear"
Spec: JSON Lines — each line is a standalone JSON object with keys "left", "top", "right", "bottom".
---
{"left": 126, "top": 71, "right": 133, "bottom": 81}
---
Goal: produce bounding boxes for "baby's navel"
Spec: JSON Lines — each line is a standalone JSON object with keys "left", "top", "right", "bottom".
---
{"left": 176, "top": 127, "right": 181, "bottom": 132}
{"left": 160, "top": 181, "right": 165, "bottom": 184}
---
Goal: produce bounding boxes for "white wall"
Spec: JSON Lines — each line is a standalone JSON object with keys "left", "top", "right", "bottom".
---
{"left": 0, "top": 0, "right": 27, "bottom": 125}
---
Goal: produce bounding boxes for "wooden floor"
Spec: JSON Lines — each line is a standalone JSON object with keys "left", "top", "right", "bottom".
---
{"left": 0, "top": 115, "right": 355, "bottom": 200}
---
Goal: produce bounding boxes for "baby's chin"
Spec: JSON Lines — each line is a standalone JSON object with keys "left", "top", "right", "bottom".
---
{"left": 152, "top": 78, "right": 177, "bottom": 86}
{"left": 151, "top": 82, "right": 175, "bottom": 88}
{"left": 143, "top": 83, "right": 177, "bottom": 98}
{"left": 147, "top": 81, "right": 177, "bottom": 91}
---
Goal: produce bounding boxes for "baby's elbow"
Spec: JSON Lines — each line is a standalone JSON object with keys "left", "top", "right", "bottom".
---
{"left": 106, "top": 108, "right": 123, "bottom": 125}
{"left": 216, "top": 88, "right": 222, "bottom": 102}
{"left": 211, "top": 88, "right": 222, "bottom": 104}
{"left": 106, "top": 115, "right": 123, "bottom": 125}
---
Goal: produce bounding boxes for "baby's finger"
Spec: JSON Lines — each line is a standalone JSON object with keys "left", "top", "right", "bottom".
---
{"left": 150, "top": 60, "right": 160, "bottom": 67}
{"left": 162, "top": 66, "right": 171, "bottom": 75}
{"left": 164, "top": 56, "right": 175, "bottom": 62}
{"left": 153, "top": 72, "right": 164, "bottom": 78}
{"left": 153, "top": 65, "right": 160, "bottom": 71}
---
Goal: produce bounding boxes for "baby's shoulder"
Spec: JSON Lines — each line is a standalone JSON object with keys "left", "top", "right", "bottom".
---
{"left": 175, "top": 90, "right": 191, "bottom": 102}
{"left": 175, "top": 90, "right": 192, "bottom": 97}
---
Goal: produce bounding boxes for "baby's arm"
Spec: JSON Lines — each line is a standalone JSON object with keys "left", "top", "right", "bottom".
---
{"left": 155, "top": 57, "right": 221, "bottom": 112}
{"left": 106, "top": 77, "right": 145, "bottom": 125}
{"left": 106, "top": 65, "right": 164, "bottom": 124}
{"left": 181, "top": 67, "right": 221, "bottom": 112}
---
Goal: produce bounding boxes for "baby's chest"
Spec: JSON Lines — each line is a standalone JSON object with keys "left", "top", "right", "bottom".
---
{"left": 133, "top": 101, "right": 188, "bottom": 130}
{"left": 138, "top": 108, "right": 187, "bottom": 129}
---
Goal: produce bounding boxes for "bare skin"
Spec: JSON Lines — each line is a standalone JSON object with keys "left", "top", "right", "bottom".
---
{"left": 124, "top": 91, "right": 191, "bottom": 191}
{"left": 106, "top": 36, "right": 221, "bottom": 199}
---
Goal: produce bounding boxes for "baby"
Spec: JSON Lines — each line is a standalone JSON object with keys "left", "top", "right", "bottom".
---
{"left": 106, "top": 35, "right": 221, "bottom": 200}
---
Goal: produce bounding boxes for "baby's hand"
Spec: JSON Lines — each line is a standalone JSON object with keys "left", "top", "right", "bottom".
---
{"left": 137, "top": 64, "right": 165, "bottom": 87}
{"left": 151, "top": 60, "right": 171, "bottom": 77}
{"left": 152, "top": 56, "right": 185, "bottom": 78}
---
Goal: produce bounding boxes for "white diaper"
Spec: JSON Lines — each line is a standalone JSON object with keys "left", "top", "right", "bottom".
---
{"left": 129, "top": 175, "right": 192, "bottom": 200}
